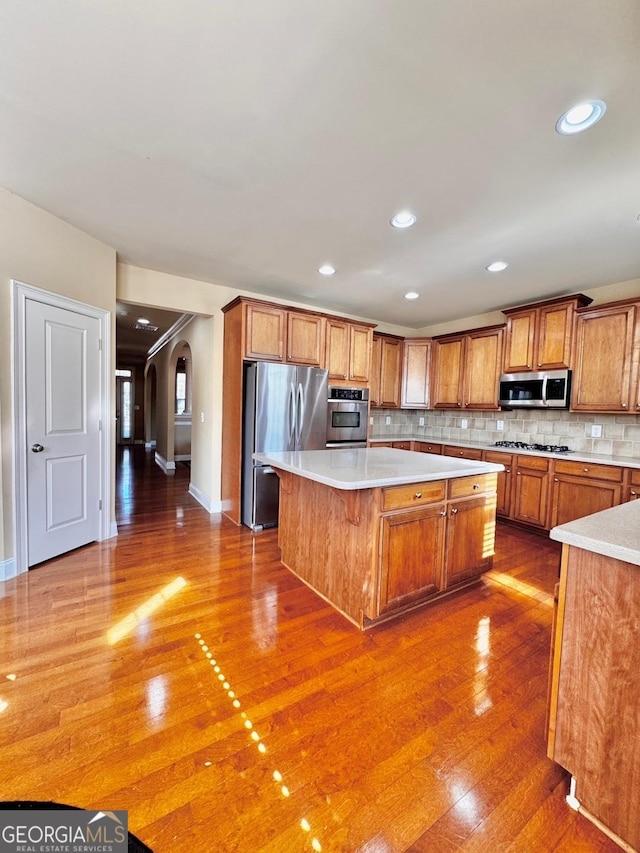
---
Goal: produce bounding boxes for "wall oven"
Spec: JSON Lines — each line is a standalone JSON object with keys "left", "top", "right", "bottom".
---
{"left": 326, "top": 387, "right": 369, "bottom": 447}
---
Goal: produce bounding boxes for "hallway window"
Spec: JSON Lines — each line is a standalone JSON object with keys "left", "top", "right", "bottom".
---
{"left": 176, "top": 358, "right": 188, "bottom": 414}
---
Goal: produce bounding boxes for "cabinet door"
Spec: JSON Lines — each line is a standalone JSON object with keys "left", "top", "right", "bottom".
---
{"left": 625, "top": 468, "right": 640, "bottom": 502}
{"left": 380, "top": 506, "right": 446, "bottom": 612}
{"left": 512, "top": 460, "right": 550, "bottom": 528}
{"left": 244, "top": 303, "right": 286, "bottom": 361}
{"left": 349, "top": 325, "right": 372, "bottom": 383}
{"left": 431, "top": 337, "right": 465, "bottom": 408}
{"left": 503, "top": 310, "right": 536, "bottom": 372}
{"left": 370, "top": 335, "right": 382, "bottom": 406}
{"left": 325, "top": 319, "right": 350, "bottom": 380}
{"left": 378, "top": 337, "right": 402, "bottom": 408}
{"left": 401, "top": 339, "right": 431, "bottom": 408}
{"left": 444, "top": 494, "right": 497, "bottom": 586}
{"left": 572, "top": 304, "right": 636, "bottom": 412}
{"left": 464, "top": 328, "right": 503, "bottom": 409}
{"left": 550, "top": 475, "right": 622, "bottom": 527}
{"left": 537, "top": 302, "right": 574, "bottom": 369}
{"left": 483, "top": 450, "right": 513, "bottom": 517}
{"left": 286, "top": 312, "right": 325, "bottom": 366}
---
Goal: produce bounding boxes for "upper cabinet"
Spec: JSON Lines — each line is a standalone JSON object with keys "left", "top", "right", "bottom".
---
{"left": 371, "top": 333, "right": 403, "bottom": 408}
{"left": 431, "top": 325, "right": 504, "bottom": 410}
{"left": 226, "top": 297, "right": 375, "bottom": 373}
{"left": 502, "top": 294, "right": 592, "bottom": 373}
{"left": 401, "top": 338, "right": 431, "bottom": 409}
{"left": 325, "top": 319, "right": 373, "bottom": 384}
{"left": 572, "top": 299, "right": 640, "bottom": 413}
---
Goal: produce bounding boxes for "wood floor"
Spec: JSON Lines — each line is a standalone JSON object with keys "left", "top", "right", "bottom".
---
{"left": 0, "top": 447, "right": 621, "bottom": 852}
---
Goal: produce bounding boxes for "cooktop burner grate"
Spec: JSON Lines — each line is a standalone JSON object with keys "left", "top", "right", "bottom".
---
{"left": 493, "top": 441, "right": 572, "bottom": 453}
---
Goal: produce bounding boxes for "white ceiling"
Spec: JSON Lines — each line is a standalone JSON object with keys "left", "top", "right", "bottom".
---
{"left": 1, "top": 1, "right": 639, "bottom": 329}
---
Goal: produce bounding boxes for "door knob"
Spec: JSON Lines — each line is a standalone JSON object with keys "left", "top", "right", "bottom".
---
{"left": 31, "top": 443, "right": 44, "bottom": 453}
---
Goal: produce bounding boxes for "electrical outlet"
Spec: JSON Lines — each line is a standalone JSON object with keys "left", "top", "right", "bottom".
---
{"left": 369, "top": 417, "right": 374, "bottom": 426}
{"left": 497, "top": 420, "right": 504, "bottom": 431}
{"left": 385, "top": 416, "right": 391, "bottom": 425}
{"left": 461, "top": 419, "right": 468, "bottom": 429}
{"left": 419, "top": 417, "right": 425, "bottom": 426}
{"left": 591, "top": 424, "right": 602, "bottom": 438}
{"left": 200, "top": 411, "right": 205, "bottom": 423}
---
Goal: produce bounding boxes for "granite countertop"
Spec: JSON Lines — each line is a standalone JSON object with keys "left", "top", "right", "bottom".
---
{"left": 254, "top": 447, "right": 503, "bottom": 490}
{"left": 550, "top": 500, "right": 640, "bottom": 566}
{"left": 368, "top": 434, "right": 640, "bottom": 469}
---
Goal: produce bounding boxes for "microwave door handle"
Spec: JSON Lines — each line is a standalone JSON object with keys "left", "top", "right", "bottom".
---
{"left": 541, "top": 375, "right": 549, "bottom": 406}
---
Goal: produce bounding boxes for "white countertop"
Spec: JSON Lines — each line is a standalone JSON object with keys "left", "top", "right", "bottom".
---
{"left": 254, "top": 447, "right": 503, "bottom": 490}
{"left": 550, "top": 500, "right": 640, "bottom": 566}
{"left": 369, "top": 434, "right": 640, "bottom": 469}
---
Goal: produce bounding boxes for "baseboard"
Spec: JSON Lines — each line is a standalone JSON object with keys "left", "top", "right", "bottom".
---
{"left": 189, "top": 483, "right": 222, "bottom": 514}
{"left": 175, "top": 454, "right": 191, "bottom": 462}
{"left": 0, "top": 558, "right": 20, "bottom": 582}
{"left": 154, "top": 451, "right": 176, "bottom": 474}
{"left": 145, "top": 440, "right": 157, "bottom": 449}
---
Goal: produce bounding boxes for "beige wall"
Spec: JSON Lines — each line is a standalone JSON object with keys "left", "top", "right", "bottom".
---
{"left": 0, "top": 187, "right": 116, "bottom": 566}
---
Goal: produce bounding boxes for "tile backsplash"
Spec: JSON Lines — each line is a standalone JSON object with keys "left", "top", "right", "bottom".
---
{"left": 370, "top": 409, "right": 640, "bottom": 459}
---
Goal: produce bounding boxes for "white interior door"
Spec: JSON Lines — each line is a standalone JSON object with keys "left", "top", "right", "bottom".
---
{"left": 25, "top": 298, "right": 102, "bottom": 566}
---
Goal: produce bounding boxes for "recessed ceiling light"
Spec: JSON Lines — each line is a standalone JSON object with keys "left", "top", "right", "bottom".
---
{"left": 486, "top": 261, "right": 509, "bottom": 273}
{"left": 556, "top": 100, "right": 606, "bottom": 135}
{"left": 390, "top": 211, "right": 417, "bottom": 229}
{"left": 137, "top": 317, "right": 150, "bottom": 325}
{"left": 318, "top": 264, "right": 336, "bottom": 276}
{"left": 404, "top": 291, "right": 420, "bottom": 300}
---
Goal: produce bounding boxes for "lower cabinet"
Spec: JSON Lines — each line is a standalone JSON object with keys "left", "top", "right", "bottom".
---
{"left": 624, "top": 467, "right": 640, "bottom": 501}
{"left": 550, "top": 460, "right": 623, "bottom": 527}
{"left": 379, "top": 473, "right": 498, "bottom": 615}
{"left": 443, "top": 445, "right": 483, "bottom": 461}
{"left": 380, "top": 504, "right": 446, "bottom": 611}
{"left": 483, "top": 450, "right": 513, "bottom": 518}
{"left": 511, "top": 455, "right": 551, "bottom": 529}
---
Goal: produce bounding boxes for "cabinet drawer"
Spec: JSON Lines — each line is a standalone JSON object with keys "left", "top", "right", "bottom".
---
{"left": 415, "top": 442, "right": 443, "bottom": 455}
{"left": 391, "top": 441, "right": 412, "bottom": 450}
{"left": 443, "top": 445, "right": 483, "bottom": 461}
{"left": 516, "top": 454, "right": 550, "bottom": 471}
{"left": 630, "top": 468, "right": 640, "bottom": 487}
{"left": 448, "top": 473, "right": 497, "bottom": 499}
{"left": 382, "top": 481, "right": 446, "bottom": 511}
{"left": 554, "top": 460, "right": 623, "bottom": 482}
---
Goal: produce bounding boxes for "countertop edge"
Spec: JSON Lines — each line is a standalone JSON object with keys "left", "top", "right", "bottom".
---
{"left": 550, "top": 500, "right": 640, "bottom": 567}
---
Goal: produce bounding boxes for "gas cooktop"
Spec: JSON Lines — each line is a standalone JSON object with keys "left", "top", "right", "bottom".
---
{"left": 493, "top": 441, "right": 573, "bottom": 453}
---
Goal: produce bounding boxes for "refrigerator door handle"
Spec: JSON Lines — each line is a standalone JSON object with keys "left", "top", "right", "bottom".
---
{"left": 296, "top": 382, "right": 304, "bottom": 444}
{"left": 288, "top": 383, "right": 296, "bottom": 445}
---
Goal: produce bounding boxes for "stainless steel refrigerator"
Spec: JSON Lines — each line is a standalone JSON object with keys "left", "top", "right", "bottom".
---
{"left": 242, "top": 361, "right": 329, "bottom": 530}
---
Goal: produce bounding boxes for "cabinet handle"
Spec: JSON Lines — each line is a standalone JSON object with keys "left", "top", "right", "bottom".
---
{"left": 622, "top": 403, "right": 628, "bottom": 408}
{"left": 583, "top": 467, "right": 589, "bottom": 473}
{"left": 554, "top": 478, "right": 559, "bottom": 482}
{"left": 473, "top": 483, "right": 480, "bottom": 490}
{"left": 414, "top": 492, "right": 422, "bottom": 499}
{"left": 527, "top": 364, "right": 531, "bottom": 368}
{"left": 537, "top": 362, "right": 542, "bottom": 367}
{"left": 456, "top": 402, "right": 461, "bottom": 407}
{"left": 631, "top": 490, "right": 638, "bottom": 496}
{"left": 450, "top": 507, "right": 458, "bottom": 515}
{"left": 506, "top": 467, "right": 511, "bottom": 473}
{"left": 440, "top": 509, "right": 447, "bottom": 516}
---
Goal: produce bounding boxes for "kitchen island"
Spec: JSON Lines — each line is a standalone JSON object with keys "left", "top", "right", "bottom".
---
{"left": 254, "top": 447, "right": 503, "bottom": 629}
{"left": 547, "top": 500, "right": 640, "bottom": 852}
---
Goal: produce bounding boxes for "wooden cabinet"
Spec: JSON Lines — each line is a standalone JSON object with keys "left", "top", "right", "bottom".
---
{"left": 572, "top": 299, "right": 640, "bottom": 412}
{"left": 548, "top": 542, "right": 640, "bottom": 852}
{"left": 414, "top": 441, "right": 443, "bottom": 455}
{"left": 511, "top": 454, "right": 551, "bottom": 529}
{"left": 286, "top": 311, "right": 325, "bottom": 366}
{"left": 379, "top": 473, "right": 497, "bottom": 614}
{"left": 443, "top": 445, "right": 483, "bottom": 461}
{"left": 431, "top": 325, "right": 504, "bottom": 410}
{"left": 244, "top": 301, "right": 287, "bottom": 361}
{"left": 325, "top": 319, "right": 373, "bottom": 383}
{"left": 483, "top": 450, "right": 513, "bottom": 517}
{"left": 401, "top": 338, "right": 431, "bottom": 408}
{"left": 502, "top": 294, "right": 592, "bottom": 373}
{"left": 371, "top": 333, "right": 403, "bottom": 408}
{"left": 550, "top": 460, "right": 623, "bottom": 527}
{"left": 624, "top": 468, "right": 640, "bottom": 501}
{"left": 390, "top": 440, "right": 412, "bottom": 450}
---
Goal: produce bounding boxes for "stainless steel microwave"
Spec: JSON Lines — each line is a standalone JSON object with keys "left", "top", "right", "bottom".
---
{"left": 498, "top": 369, "right": 571, "bottom": 409}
